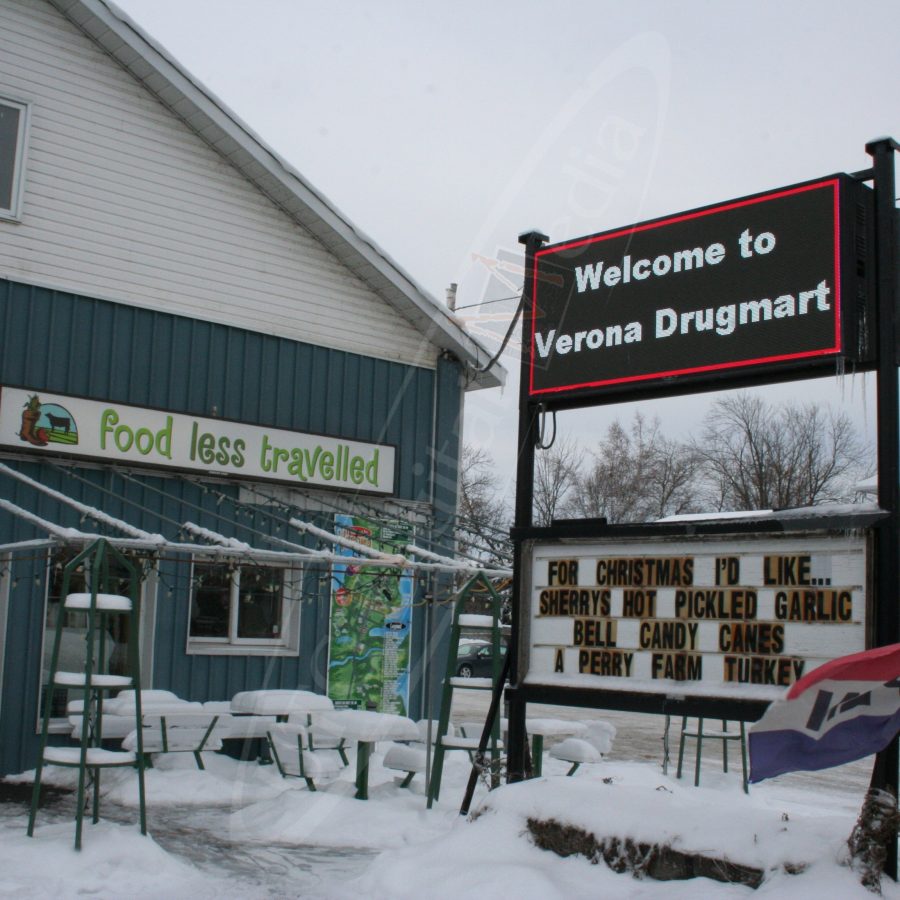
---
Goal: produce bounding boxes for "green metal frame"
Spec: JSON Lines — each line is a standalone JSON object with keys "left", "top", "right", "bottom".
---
{"left": 266, "top": 728, "right": 320, "bottom": 791}
{"left": 674, "top": 715, "right": 748, "bottom": 794}
{"left": 427, "top": 573, "right": 506, "bottom": 808}
{"left": 27, "top": 539, "right": 148, "bottom": 849}
{"left": 305, "top": 722, "right": 349, "bottom": 766}
{"left": 354, "top": 741, "right": 374, "bottom": 800}
{"left": 139, "top": 714, "right": 221, "bottom": 770}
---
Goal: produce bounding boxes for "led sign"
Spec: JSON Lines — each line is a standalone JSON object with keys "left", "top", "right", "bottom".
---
{"left": 529, "top": 175, "right": 873, "bottom": 401}
{"left": 524, "top": 533, "right": 867, "bottom": 703}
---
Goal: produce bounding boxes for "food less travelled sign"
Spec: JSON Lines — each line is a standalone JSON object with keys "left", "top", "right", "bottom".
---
{"left": 0, "top": 386, "right": 396, "bottom": 494}
{"left": 524, "top": 535, "right": 866, "bottom": 702}
{"left": 529, "top": 175, "right": 872, "bottom": 400}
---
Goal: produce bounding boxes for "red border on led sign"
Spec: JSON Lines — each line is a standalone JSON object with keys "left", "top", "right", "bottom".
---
{"left": 529, "top": 179, "right": 842, "bottom": 397}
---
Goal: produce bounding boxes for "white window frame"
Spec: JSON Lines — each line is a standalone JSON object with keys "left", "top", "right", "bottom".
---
{"left": 186, "top": 560, "right": 301, "bottom": 657}
{"left": 0, "top": 97, "right": 31, "bottom": 221}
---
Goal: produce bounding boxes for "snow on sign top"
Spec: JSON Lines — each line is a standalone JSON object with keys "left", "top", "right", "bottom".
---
{"left": 524, "top": 532, "right": 867, "bottom": 703}
{"left": 529, "top": 174, "right": 874, "bottom": 403}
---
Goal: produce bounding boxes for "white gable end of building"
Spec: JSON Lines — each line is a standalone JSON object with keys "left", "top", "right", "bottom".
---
{"left": 0, "top": 0, "right": 503, "bottom": 386}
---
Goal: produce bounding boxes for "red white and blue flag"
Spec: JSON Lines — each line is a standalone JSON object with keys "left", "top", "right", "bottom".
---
{"left": 749, "top": 643, "right": 900, "bottom": 783}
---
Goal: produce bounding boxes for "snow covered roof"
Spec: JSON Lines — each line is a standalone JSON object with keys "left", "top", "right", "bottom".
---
{"left": 657, "top": 510, "right": 776, "bottom": 523}
{"left": 47, "top": 0, "right": 505, "bottom": 392}
{"left": 657, "top": 502, "right": 885, "bottom": 530}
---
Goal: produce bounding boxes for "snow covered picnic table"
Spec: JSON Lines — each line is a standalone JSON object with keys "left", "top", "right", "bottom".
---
{"left": 229, "top": 691, "right": 336, "bottom": 763}
{"left": 314, "top": 710, "right": 419, "bottom": 800}
{"left": 229, "top": 690, "right": 335, "bottom": 721}
{"left": 525, "top": 718, "right": 587, "bottom": 776}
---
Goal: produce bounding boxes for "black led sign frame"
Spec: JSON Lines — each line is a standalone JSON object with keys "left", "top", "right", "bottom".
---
{"left": 506, "top": 146, "right": 898, "bottom": 831}
{"left": 529, "top": 174, "right": 873, "bottom": 404}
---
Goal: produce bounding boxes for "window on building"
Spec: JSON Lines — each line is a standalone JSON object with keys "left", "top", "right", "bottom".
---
{"left": 187, "top": 561, "right": 300, "bottom": 654}
{"left": 0, "top": 98, "right": 29, "bottom": 220}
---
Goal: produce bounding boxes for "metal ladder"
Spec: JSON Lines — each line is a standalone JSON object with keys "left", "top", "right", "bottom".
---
{"left": 27, "top": 538, "right": 147, "bottom": 849}
{"left": 427, "top": 573, "right": 508, "bottom": 808}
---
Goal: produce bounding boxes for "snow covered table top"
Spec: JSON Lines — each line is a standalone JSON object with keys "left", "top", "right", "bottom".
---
{"left": 230, "top": 690, "right": 334, "bottom": 717}
{"left": 549, "top": 737, "right": 604, "bottom": 765}
{"left": 313, "top": 710, "right": 420, "bottom": 800}
{"left": 313, "top": 710, "right": 419, "bottom": 743}
{"left": 525, "top": 719, "right": 591, "bottom": 777}
{"left": 526, "top": 718, "right": 588, "bottom": 737}
{"left": 106, "top": 694, "right": 202, "bottom": 716}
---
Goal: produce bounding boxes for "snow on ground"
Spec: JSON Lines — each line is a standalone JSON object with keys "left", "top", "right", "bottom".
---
{"left": 355, "top": 765, "right": 884, "bottom": 900}
{"left": 0, "top": 814, "right": 239, "bottom": 899}
{"left": 2, "top": 740, "right": 899, "bottom": 899}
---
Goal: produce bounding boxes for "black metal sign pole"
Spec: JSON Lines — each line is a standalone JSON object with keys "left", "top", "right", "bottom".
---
{"left": 866, "top": 139, "right": 899, "bottom": 614}
{"left": 507, "top": 230, "right": 548, "bottom": 783}
{"left": 866, "top": 137, "right": 900, "bottom": 880}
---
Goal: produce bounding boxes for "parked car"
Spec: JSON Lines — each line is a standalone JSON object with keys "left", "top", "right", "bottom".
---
{"left": 456, "top": 642, "right": 506, "bottom": 678}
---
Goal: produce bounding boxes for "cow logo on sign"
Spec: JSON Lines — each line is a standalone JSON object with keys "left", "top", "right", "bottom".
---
{"left": 18, "top": 394, "right": 78, "bottom": 448}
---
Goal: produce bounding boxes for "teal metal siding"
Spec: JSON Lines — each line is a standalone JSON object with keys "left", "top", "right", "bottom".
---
{"left": 419, "top": 355, "right": 465, "bottom": 716}
{"left": 0, "top": 459, "right": 336, "bottom": 774}
{"left": 0, "top": 467, "right": 53, "bottom": 775}
{"left": 0, "top": 278, "right": 459, "bottom": 775}
{"left": 0, "top": 279, "right": 436, "bottom": 473}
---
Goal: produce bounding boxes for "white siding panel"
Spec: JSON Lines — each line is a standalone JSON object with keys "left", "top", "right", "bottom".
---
{"left": 0, "top": 0, "right": 438, "bottom": 369}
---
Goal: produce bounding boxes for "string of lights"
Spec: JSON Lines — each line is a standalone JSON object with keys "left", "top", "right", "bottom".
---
{"left": 0, "top": 472, "right": 509, "bottom": 581}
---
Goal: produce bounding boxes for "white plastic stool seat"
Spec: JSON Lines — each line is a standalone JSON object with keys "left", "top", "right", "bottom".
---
{"left": 65, "top": 593, "right": 132, "bottom": 612}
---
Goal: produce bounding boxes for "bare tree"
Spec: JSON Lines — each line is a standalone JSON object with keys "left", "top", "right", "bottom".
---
{"left": 456, "top": 443, "right": 512, "bottom": 567}
{"left": 566, "top": 414, "right": 699, "bottom": 523}
{"left": 533, "top": 435, "right": 583, "bottom": 526}
{"left": 568, "top": 419, "right": 646, "bottom": 522}
{"left": 693, "top": 393, "right": 870, "bottom": 511}
{"left": 650, "top": 431, "right": 701, "bottom": 519}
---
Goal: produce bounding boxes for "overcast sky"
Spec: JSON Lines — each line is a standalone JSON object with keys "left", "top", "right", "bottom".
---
{"left": 114, "top": 0, "right": 897, "bottom": 491}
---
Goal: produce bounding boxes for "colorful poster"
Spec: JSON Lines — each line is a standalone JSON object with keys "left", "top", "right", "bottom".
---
{"left": 327, "top": 515, "right": 414, "bottom": 713}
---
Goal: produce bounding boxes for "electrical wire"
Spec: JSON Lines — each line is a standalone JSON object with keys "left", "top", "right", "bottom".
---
{"left": 536, "top": 404, "right": 557, "bottom": 451}
{"left": 473, "top": 293, "right": 524, "bottom": 375}
{"left": 452, "top": 293, "right": 521, "bottom": 312}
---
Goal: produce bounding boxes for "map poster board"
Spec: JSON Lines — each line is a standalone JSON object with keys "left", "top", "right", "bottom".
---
{"left": 327, "top": 515, "right": 414, "bottom": 713}
{"left": 522, "top": 531, "right": 867, "bottom": 704}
